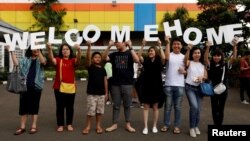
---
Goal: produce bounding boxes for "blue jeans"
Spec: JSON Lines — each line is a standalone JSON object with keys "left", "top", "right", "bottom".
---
{"left": 185, "top": 84, "right": 203, "bottom": 128}
{"left": 111, "top": 85, "right": 133, "bottom": 124}
{"left": 163, "top": 86, "right": 184, "bottom": 128}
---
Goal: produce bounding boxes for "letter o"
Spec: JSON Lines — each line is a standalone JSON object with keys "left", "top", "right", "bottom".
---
{"left": 183, "top": 27, "right": 202, "bottom": 45}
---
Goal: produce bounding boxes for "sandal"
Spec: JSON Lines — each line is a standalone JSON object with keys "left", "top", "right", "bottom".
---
{"left": 125, "top": 127, "right": 136, "bottom": 133}
{"left": 173, "top": 127, "right": 181, "bottom": 134}
{"left": 29, "top": 128, "right": 38, "bottom": 134}
{"left": 57, "top": 126, "right": 64, "bottom": 132}
{"left": 96, "top": 128, "right": 103, "bottom": 134}
{"left": 67, "top": 125, "right": 74, "bottom": 132}
{"left": 105, "top": 125, "right": 117, "bottom": 132}
{"left": 82, "top": 128, "right": 90, "bottom": 135}
{"left": 14, "top": 128, "right": 26, "bottom": 135}
{"left": 160, "top": 126, "right": 169, "bottom": 132}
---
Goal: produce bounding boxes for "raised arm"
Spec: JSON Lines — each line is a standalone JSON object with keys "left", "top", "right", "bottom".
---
{"left": 86, "top": 41, "right": 92, "bottom": 67}
{"left": 102, "top": 40, "right": 114, "bottom": 61}
{"left": 46, "top": 43, "right": 57, "bottom": 65}
{"left": 229, "top": 38, "right": 238, "bottom": 65}
{"left": 184, "top": 44, "right": 193, "bottom": 68}
{"left": 157, "top": 39, "right": 165, "bottom": 65}
{"left": 5, "top": 45, "right": 18, "bottom": 66}
{"left": 164, "top": 36, "right": 171, "bottom": 61}
{"left": 75, "top": 44, "right": 81, "bottom": 65}
{"left": 138, "top": 39, "right": 146, "bottom": 63}
{"left": 204, "top": 41, "right": 212, "bottom": 66}
{"left": 126, "top": 40, "right": 140, "bottom": 63}
{"left": 38, "top": 50, "right": 46, "bottom": 65}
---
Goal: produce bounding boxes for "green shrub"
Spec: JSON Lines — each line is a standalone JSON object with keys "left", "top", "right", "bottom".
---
{"left": 44, "top": 71, "right": 56, "bottom": 78}
{"left": 0, "top": 71, "right": 8, "bottom": 81}
{"left": 75, "top": 70, "right": 88, "bottom": 78}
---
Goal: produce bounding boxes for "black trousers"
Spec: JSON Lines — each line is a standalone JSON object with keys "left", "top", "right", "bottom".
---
{"left": 19, "top": 86, "right": 42, "bottom": 115}
{"left": 54, "top": 89, "right": 76, "bottom": 126}
{"left": 239, "top": 77, "right": 250, "bottom": 101}
{"left": 210, "top": 90, "right": 227, "bottom": 125}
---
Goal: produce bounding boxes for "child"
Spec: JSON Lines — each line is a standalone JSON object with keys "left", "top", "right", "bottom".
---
{"left": 82, "top": 41, "right": 108, "bottom": 134}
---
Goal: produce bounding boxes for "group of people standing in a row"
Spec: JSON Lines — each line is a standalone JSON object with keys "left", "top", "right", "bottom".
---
{"left": 6, "top": 35, "right": 249, "bottom": 138}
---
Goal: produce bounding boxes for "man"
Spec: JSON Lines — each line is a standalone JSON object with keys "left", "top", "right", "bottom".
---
{"left": 103, "top": 40, "right": 140, "bottom": 133}
{"left": 161, "top": 36, "right": 186, "bottom": 134}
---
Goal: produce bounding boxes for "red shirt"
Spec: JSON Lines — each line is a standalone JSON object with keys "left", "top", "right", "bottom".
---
{"left": 239, "top": 58, "right": 250, "bottom": 78}
{"left": 53, "top": 57, "right": 76, "bottom": 89}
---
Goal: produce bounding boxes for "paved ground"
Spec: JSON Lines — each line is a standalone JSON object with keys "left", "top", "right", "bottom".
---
{"left": 0, "top": 81, "right": 249, "bottom": 141}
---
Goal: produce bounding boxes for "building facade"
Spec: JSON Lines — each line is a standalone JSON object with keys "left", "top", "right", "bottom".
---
{"left": 0, "top": 0, "right": 200, "bottom": 31}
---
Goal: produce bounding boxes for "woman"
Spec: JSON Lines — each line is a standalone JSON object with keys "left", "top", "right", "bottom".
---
{"left": 204, "top": 40, "right": 237, "bottom": 125}
{"left": 184, "top": 45, "right": 207, "bottom": 138}
{"left": 47, "top": 43, "right": 81, "bottom": 132}
{"left": 138, "top": 39, "right": 165, "bottom": 135}
{"left": 6, "top": 46, "right": 46, "bottom": 135}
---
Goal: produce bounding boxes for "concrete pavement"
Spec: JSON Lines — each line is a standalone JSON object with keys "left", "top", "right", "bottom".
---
{"left": 0, "top": 81, "right": 249, "bottom": 141}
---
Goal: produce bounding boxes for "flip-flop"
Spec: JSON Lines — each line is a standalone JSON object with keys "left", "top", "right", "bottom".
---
{"left": 160, "top": 126, "right": 169, "bottom": 132}
{"left": 82, "top": 128, "right": 90, "bottom": 135}
{"left": 105, "top": 126, "right": 117, "bottom": 132}
{"left": 173, "top": 127, "right": 181, "bottom": 134}
{"left": 125, "top": 127, "right": 136, "bottom": 133}
{"left": 29, "top": 128, "right": 38, "bottom": 134}
{"left": 14, "top": 128, "right": 26, "bottom": 135}
{"left": 67, "top": 125, "right": 74, "bottom": 132}
{"left": 96, "top": 128, "right": 103, "bottom": 134}
{"left": 57, "top": 126, "right": 64, "bottom": 132}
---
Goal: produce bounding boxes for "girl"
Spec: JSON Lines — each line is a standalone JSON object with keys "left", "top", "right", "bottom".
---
{"left": 138, "top": 39, "right": 165, "bottom": 135}
{"left": 204, "top": 39, "right": 237, "bottom": 125}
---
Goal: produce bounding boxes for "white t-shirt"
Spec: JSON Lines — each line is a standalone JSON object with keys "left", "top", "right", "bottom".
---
{"left": 133, "top": 63, "right": 139, "bottom": 79}
{"left": 185, "top": 61, "right": 205, "bottom": 86}
{"left": 165, "top": 52, "right": 185, "bottom": 87}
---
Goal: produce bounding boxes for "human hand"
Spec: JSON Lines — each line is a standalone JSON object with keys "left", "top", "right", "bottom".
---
{"left": 165, "top": 36, "right": 170, "bottom": 44}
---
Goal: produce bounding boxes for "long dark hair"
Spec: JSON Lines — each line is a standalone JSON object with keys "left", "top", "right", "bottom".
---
{"left": 210, "top": 49, "right": 225, "bottom": 66}
{"left": 58, "top": 43, "right": 74, "bottom": 59}
{"left": 25, "top": 45, "right": 43, "bottom": 58}
{"left": 148, "top": 46, "right": 160, "bottom": 57}
{"left": 189, "top": 46, "right": 204, "bottom": 64}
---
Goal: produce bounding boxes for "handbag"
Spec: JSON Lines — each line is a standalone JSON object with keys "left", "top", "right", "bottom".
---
{"left": 200, "top": 81, "right": 214, "bottom": 96}
{"left": 59, "top": 59, "right": 76, "bottom": 94}
{"left": 6, "top": 66, "right": 27, "bottom": 94}
{"left": 214, "top": 66, "right": 226, "bottom": 95}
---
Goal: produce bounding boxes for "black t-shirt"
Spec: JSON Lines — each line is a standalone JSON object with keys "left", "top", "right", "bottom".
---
{"left": 26, "top": 59, "right": 36, "bottom": 87}
{"left": 109, "top": 50, "right": 134, "bottom": 85}
{"left": 208, "top": 63, "right": 228, "bottom": 86}
{"left": 87, "top": 64, "right": 107, "bottom": 95}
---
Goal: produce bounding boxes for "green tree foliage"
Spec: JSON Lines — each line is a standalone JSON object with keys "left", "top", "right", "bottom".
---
{"left": 233, "top": 0, "right": 250, "bottom": 51}
{"left": 196, "top": 0, "right": 249, "bottom": 55}
{"left": 161, "top": 7, "right": 196, "bottom": 38}
{"left": 29, "top": 0, "right": 66, "bottom": 34}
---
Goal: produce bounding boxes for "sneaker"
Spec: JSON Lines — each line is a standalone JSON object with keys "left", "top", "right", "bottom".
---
{"left": 194, "top": 127, "right": 200, "bottom": 135}
{"left": 140, "top": 104, "right": 144, "bottom": 109}
{"left": 241, "top": 100, "right": 249, "bottom": 104}
{"left": 190, "top": 128, "right": 196, "bottom": 137}
{"left": 142, "top": 128, "right": 148, "bottom": 135}
{"left": 152, "top": 127, "right": 158, "bottom": 133}
{"left": 106, "top": 101, "right": 112, "bottom": 105}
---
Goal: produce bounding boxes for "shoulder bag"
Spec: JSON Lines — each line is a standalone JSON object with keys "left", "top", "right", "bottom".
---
{"left": 59, "top": 59, "right": 76, "bottom": 94}
{"left": 200, "top": 81, "right": 214, "bottom": 96}
{"left": 6, "top": 66, "right": 27, "bottom": 94}
{"left": 213, "top": 66, "right": 226, "bottom": 95}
